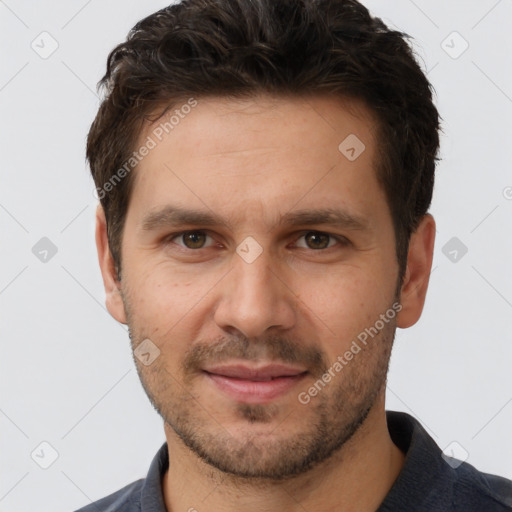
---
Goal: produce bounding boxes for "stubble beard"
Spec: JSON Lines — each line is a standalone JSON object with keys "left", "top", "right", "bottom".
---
{"left": 123, "top": 289, "right": 396, "bottom": 482}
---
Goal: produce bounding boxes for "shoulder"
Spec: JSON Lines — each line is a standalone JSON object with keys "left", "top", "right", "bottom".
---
{"left": 73, "top": 478, "right": 144, "bottom": 512}
{"left": 452, "top": 462, "right": 512, "bottom": 511}
{"left": 383, "top": 411, "right": 512, "bottom": 511}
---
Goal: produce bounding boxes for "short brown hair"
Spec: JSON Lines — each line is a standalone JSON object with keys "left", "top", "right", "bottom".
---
{"left": 87, "top": 0, "right": 441, "bottom": 282}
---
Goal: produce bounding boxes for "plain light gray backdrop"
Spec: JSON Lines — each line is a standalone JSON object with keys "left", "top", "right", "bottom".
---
{"left": 1, "top": 1, "right": 511, "bottom": 510}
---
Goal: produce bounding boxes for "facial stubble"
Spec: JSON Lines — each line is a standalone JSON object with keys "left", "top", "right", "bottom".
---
{"left": 122, "top": 287, "right": 397, "bottom": 482}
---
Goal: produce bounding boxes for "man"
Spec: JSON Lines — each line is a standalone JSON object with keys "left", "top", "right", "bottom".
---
{"left": 78, "top": 0, "right": 512, "bottom": 510}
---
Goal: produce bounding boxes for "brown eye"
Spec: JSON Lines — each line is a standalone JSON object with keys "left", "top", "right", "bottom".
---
{"left": 172, "top": 231, "right": 212, "bottom": 249}
{"left": 294, "top": 231, "right": 339, "bottom": 250}
{"left": 304, "top": 232, "right": 331, "bottom": 250}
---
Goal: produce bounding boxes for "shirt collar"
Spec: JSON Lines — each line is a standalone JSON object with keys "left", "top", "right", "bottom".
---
{"left": 140, "top": 440, "right": 169, "bottom": 512}
{"left": 377, "top": 411, "right": 453, "bottom": 511}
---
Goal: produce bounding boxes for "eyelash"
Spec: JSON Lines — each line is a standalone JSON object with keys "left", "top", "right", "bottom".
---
{"left": 165, "top": 230, "right": 350, "bottom": 252}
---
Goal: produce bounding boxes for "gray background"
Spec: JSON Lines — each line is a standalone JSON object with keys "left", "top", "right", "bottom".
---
{"left": 1, "top": 0, "right": 511, "bottom": 510}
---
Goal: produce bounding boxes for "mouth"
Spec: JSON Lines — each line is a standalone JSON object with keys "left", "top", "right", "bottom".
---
{"left": 202, "top": 363, "right": 308, "bottom": 404}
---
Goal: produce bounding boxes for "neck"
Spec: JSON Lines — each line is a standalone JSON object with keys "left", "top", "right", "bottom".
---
{"left": 162, "top": 397, "right": 404, "bottom": 512}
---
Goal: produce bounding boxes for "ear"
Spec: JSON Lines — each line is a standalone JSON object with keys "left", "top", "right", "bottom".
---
{"left": 396, "top": 214, "right": 436, "bottom": 329}
{"left": 95, "top": 205, "right": 127, "bottom": 324}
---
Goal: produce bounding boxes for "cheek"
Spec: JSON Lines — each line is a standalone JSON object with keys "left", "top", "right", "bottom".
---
{"left": 293, "top": 266, "right": 394, "bottom": 349}
{"left": 123, "top": 261, "right": 220, "bottom": 338}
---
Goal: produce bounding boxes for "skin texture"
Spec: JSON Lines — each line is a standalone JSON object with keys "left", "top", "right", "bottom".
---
{"left": 96, "top": 94, "right": 436, "bottom": 512}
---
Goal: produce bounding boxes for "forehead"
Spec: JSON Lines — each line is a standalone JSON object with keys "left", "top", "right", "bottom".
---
{"left": 142, "top": 94, "right": 378, "bottom": 162}
{"left": 127, "top": 94, "right": 386, "bottom": 228}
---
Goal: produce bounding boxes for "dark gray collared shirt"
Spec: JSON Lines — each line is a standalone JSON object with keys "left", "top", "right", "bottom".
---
{"left": 74, "top": 411, "right": 512, "bottom": 511}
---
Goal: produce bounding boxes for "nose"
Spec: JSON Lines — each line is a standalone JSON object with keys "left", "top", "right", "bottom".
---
{"left": 213, "top": 247, "right": 297, "bottom": 339}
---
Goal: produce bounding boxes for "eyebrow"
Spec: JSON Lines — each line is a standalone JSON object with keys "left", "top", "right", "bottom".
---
{"left": 140, "top": 206, "right": 369, "bottom": 233}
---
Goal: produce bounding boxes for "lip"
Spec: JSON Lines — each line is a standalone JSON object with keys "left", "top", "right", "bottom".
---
{"left": 203, "top": 363, "right": 308, "bottom": 404}
{"left": 203, "top": 363, "right": 307, "bottom": 380}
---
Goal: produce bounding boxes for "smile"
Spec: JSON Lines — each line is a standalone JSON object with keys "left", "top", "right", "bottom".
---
{"left": 202, "top": 363, "right": 308, "bottom": 404}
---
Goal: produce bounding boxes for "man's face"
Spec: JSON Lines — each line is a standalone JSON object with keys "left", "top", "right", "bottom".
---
{"left": 116, "top": 95, "right": 401, "bottom": 479}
